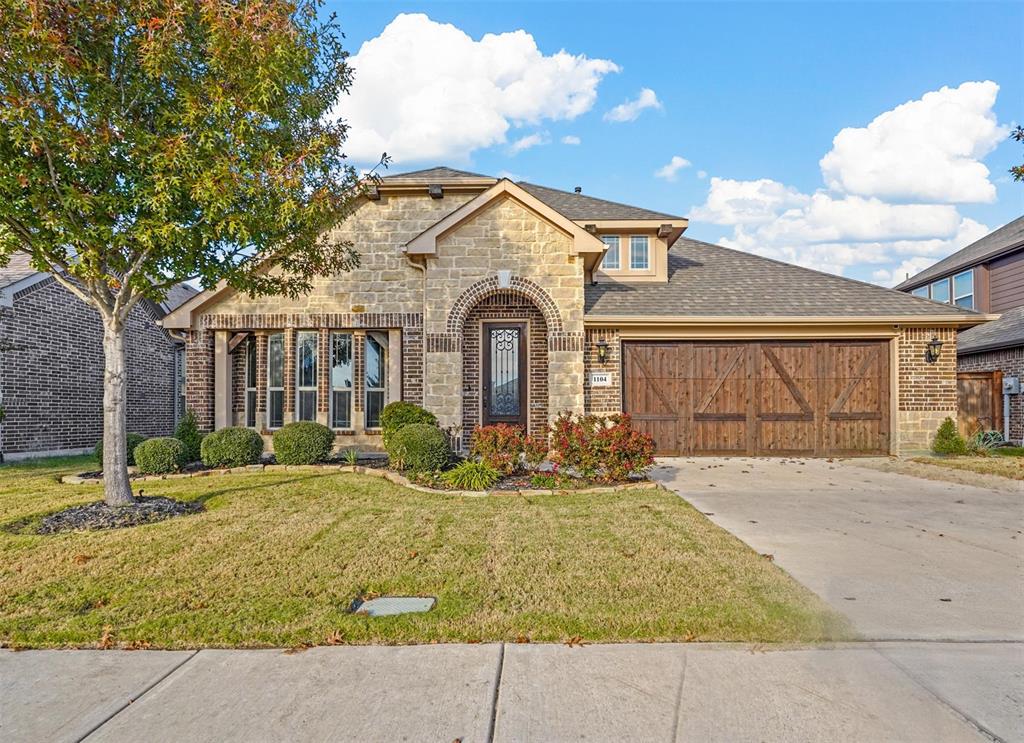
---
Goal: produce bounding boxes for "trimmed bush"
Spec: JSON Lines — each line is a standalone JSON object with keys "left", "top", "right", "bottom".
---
{"left": 94, "top": 433, "right": 147, "bottom": 466}
{"left": 550, "top": 412, "right": 655, "bottom": 482}
{"left": 442, "top": 460, "right": 501, "bottom": 491}
{"left": 272, "top": 421, "right": 334, "bottom": 465}
{"left": 175, "top": 409, "right": 204, "bottom": 463}
{"left": 386, "top": 423, "right": 450, "bottom": 472}
{"left": 200, "top": 426, "right": 264, "bottom": 468}
{"left": 380, "top": 402, "right": 437, "bottom": 447}
{"left": 932, "top": 417, "right": 968, "bottom": 456}
{"left": 470, "top": 424, "right": 525, "bottom": 474}
{"left": 134, "top": 437, "right": 188, "bottom": 474}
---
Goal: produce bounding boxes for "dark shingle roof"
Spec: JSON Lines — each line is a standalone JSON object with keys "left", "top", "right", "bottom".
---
{"left": 380, "top": 166, "right": 494, "bottom": 181}
{"left": 585, "top": 237, "right": 982, "bottom": 319}
{"left": 0, "top": 253, "right": 38, "bottom": 289}
{"left": 895, "top": 216, "right": 1024, "bottom": 290}
{"left": 517, "top": 182, "right": 684, "bottom": 221}
{"left": 161, "top": 283, "right": 199, "bottom": 315}
{"left": 958, "top": 306, "right": 1024, "bottom": 354}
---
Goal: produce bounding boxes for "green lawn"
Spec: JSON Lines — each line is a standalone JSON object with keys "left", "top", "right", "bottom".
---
{"left": 911, "top": 453, "right": 1024, "bottom": 480}
{"left": 0, "top": 456, "right": 849, "bottom": 649}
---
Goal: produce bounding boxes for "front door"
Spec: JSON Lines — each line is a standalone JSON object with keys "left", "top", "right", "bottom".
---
{"left": 482, "top": 322, "right": 527, "bottom": 428}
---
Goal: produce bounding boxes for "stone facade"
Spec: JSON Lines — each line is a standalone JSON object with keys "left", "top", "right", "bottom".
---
{"left": 0, "top": 277, "right": 181, "bottom": 458}
{"left": 896, "top": 326, "right": 958, "bottom": 451}
{"left": 958, "top": 345, "right": 1024, "bottom": 443}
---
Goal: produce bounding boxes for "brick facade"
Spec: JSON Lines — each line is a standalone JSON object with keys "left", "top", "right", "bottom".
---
{"left": 583, "top": 328, "right": 622, "bottom": 415}
{"left": 0, "top": 277, "right": 181, "bottom": 458}
{"left": 896, "top": 327, "right": 958, "bottom": 451}
{"left": 958, "top": 345, "right": 1024, "bottom": 443}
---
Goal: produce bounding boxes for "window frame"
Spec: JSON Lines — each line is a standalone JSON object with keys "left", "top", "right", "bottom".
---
{"left": 295, "top": 330, "right": 318, "bottom": 422}
{"left": 929, "top": 277, "right": 951, "bottom": 304}
{"left": 600, "top": 235, "right": 620, "bottom": 270}
{"left": 629, "top": 235, "right": 650, "bottom": 270}
{"left": 953, "top": 269, "right": 974, "bottom": 309}
{"left": 244, "top": 338, "right": 257, "bottom": 428}
{"left": 911, "top": 286, "right": 929, "bottom": 299}
{"left": 329, "top": 331, "right": 354, "bottom": 430}
{"left": 364, "top": 333, "right": 388, "bottom": 430}
{"left": 266, "top": 332, "right": 285, "bottom": 430}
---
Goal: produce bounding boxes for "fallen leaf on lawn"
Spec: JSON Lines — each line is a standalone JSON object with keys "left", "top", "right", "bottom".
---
{"left": 97, "top": 626, "right": 114, "bottom": 650}
{"left": 325, "top": 630, "right": 345, "bottom": 646}
{"left": 73, "top": 554, "right": 93, "bottom": 565}
{"left": 515, "top": 634, "right": 530, "bottom": 644}
{"left": 565, "top": 636, "right": 586, "bottom": 647}
{"left": 125, "top": 639, "right": 152, "bottom": 651}
{"left": 284, "top": 642, "right": 313, "bottom": 655}
{"left": 761, "top": 553, "right": 774, "bottom": 561}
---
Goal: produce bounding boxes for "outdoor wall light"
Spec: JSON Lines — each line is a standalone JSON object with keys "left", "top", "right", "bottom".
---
{"left": 925, "top": 336, "right": 944, "bottom": 364}
{"left": 595, "top": 339, "right": 610, "bottom": 363}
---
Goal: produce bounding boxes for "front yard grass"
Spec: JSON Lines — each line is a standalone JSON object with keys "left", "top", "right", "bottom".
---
{"left": 911, "top": 454, "right": 1024, "bottom": 480}
{"left": 0, "top": 456, "right": 849, "bottom": 649}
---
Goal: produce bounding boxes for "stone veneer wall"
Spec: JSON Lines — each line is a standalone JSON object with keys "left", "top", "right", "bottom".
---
{"left": 423, "top": 196, "right": 586, "bottom": 433}
{"left": 958, "top": 345, "right": 1024, "bottom": 443}
{"left": 0, "top": 277, "right": 180, "bottom": 457}
{"left": 896, "top": 326, "right": 958, "bottom": 451}
{"left": 460, "top": 292, "right": 548, "bottom": 447}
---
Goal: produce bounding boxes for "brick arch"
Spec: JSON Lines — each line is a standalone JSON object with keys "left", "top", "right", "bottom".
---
{"left": 447, "top": 275, "right": 563, "bottom": 336}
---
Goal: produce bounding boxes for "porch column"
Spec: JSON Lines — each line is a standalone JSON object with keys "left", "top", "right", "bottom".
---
{"left": 213, "top": 330, "right": 232, "bottom": 430}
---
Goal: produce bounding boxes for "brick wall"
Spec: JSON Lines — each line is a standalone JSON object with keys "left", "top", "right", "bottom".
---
{"left": 0, "top": 278, "right": 180, "bottom": 456}
{"left": 584, "top": 328, "right": 621, "bottom": 414}
{"left": 186, "top": 329, "right": 215, "bottom": 431}
{"left": 896, "top": 326, "right": 958, "bottom": 451}
{"left": 958, "top": 345, "right": 1024, "bottom": 443}
{"left": 460, "top": 292, "right": 548, "bottom": 447}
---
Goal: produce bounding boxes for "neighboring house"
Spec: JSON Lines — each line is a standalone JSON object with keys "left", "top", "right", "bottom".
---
{"left": 0, "top": 253, "right": 197, "bottom": 460}
{"left": 164, "top": 167, "right": 988, "bottom": 457}
{"left": 895, "top": 216, "right": 1024, "bottom": 442}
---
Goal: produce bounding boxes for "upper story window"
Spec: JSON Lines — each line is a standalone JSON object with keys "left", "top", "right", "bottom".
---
{"left": 953, "top": 270, "right": 974, "bottom": 309}
{"left": 600, "top": 236, "right": 620, "bottom": 270}
{"left": 296, "top": 331, "right": 318, "bottom": 422}
{"left": 630, "top": 236, "right": 650, "bottom": 270}
{"left": 912, "top": 286, "right": 929, "bottom": 299}
{"left": 930, "top": 277, "right": 950, "bottom": 304}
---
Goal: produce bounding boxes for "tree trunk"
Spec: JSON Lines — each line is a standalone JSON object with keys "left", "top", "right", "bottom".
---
{"left": 102, "top": 317, "right": 134, "bottom": 506}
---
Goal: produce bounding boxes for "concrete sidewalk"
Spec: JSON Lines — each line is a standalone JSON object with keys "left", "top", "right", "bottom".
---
{"left": 3, "top": 642, "right": 1021, "bottom": 742}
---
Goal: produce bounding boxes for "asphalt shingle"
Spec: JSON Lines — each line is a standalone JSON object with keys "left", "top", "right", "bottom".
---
{"left": 957, "top": 306, "right": 1024, "bottom": 354}
{"left": 517, "top": 182, "right": 684, "bottom": 221}
{"left": 895, "top": 216, "right": 1024, "bottom": 290}
{"left": 0, "top": 253, "right": 38, "bottom": 289}
{"left": 585, "top": 237, "right": 981, "bottom": 319}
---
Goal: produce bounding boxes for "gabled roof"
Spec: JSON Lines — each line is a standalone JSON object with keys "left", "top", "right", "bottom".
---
{"left": 958, "top": 306, "right": 1024, "bottom": 355}
{"left": 585, "top": 237, "right": 985, "bottom": 322}
{"left": 517, "top": 182, "right": 684, "bottom": 221}
{"left": 0, "top": 253, "right": 38, "bottom": 289}
{"left": 380, "top": 166, "right": 495, "bottom": 181}
{"left": 895, "top": 216, "right": 1024, "bottom": 290}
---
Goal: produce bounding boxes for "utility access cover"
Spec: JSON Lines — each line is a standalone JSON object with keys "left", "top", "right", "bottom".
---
{"left": 351, "top": 596, "right": 436, "bottom": 616}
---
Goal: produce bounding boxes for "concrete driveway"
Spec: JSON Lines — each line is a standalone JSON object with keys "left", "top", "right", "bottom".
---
{"left": 653, "top": 457, "right": 1024, "bottom": 641}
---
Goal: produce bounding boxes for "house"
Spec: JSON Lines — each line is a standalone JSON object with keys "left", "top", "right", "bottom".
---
{"left": 0, "top": 254, "right": 197, "bottom": 460}
{"left": 895, "top": 216, "right": 1024, "bottom": 442}
{"left": 163, "top": 167, "right": 989, "bottom": 457}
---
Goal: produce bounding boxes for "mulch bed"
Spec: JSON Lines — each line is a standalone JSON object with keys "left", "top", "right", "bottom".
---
{"left": 33, "top": 497, "right": 204, "bottom": 534}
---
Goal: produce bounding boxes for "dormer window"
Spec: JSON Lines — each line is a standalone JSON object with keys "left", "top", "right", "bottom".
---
{"left": 630, "top": 236, "right": 650, "bottom": 270}
{"left": 600, "top": 235, "right": 620, "bottom": 269}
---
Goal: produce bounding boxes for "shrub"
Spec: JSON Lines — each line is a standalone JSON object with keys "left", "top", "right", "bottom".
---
{"left": 522, "top": 433, "right": 549, "bottom": 472}
{"left": 932, "top": 417, "right": 968, "bottom": 456}
{"left": 134, "top": 437, "right": 188, "bottom": 474}
{"left": 272, "top": 421, "right": 334, "bottom": 465}
{"left": 200, "top": 426, "right": 264, "bottom": 468}
{"left": 174, "top": 409, "right": 204, "bottom": 463}
{"left": 94, "top": 433, "right": 147, "bottom": 466}
{"left": 387, "top": 423, "right": 450, "bottom": 472}
{"left": 380, "top": 402, "right": 437, "bottom": 447}
{"left": 470, "top": 424, "right": 525, "bottom": 474}
{"left": 549, "top": 412, "right": 655, "bottom": 482}
{"left": 967, "top": 429, "right": 1004, "bottom": 455}
{"left": 441, "top": 460, "right": 501, "bottom": 490}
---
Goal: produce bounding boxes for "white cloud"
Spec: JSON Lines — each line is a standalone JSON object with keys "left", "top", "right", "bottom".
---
{"left": 334, "top": 13, "right": 619, "bottom": 163}
{"left": 604, "top": 88, "right": 661, "bottom": 123}
{"left": 508, "top": 132, "right": 549, "bottom": 154}
{"left": 820, "top": 81, "right": 1006, "bottom": 204}
{"left": 697, "top": 170, "right": 708, "bottom": 179}
{"left": 561, "top": 135, "right": 581, "bottom": 145}
{"left": 654, "top": 155, "right": 692, "bottom": 181}
{"left": 691, "top": 82, "right": 1002, "bottom": 282}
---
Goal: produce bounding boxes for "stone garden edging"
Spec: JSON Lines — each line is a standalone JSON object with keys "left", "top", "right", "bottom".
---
{"left": 60, "top": 464, "right": 662, "bottom": 498}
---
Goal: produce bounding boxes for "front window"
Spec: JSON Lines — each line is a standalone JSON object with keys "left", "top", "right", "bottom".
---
{"left": 267, "top": 333, "right": 284, "bottom": 429}
{"left": 296, "top": 331, "right": 318, "bottom": 422}
{"left": 330, "top": 332, "right": 353, "bottom": 429}
{"left": 930, "top": 278, "right": 950, "bottom": 304}
{"left": 953, "top": 270, "right": 974, "bottom": 309}
{"left": 630, "top": 236, "right": 650, "bottom": 270}
{"left": 245, "top": 339, "right": 257, "bottom": 428}
{"left": 600, "top": 235, "right": 620, "bottom": 270}
{"left": 365, "top": 333, "right": 388, "bottom": 429}
{"left": 912, "top": 286, "right": 929, "bottom": 299}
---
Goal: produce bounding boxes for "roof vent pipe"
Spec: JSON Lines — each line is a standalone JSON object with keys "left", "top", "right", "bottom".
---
{"left": 574, "top": 186, "right": 582, "bottom": 193}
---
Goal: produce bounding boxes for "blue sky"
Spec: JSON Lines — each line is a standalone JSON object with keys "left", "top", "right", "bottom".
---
{"left": 327, "top": 1, "right": 1023, "bottom": 285}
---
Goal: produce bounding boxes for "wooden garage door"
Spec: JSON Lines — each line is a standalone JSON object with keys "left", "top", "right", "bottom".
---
{"left": 623, "top": 341, "right": 890, "bottom": 456}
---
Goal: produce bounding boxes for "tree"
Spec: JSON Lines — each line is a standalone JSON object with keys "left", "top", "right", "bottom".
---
{"left": 0, "top": 0, "right": 380, "bottom": 505}
{"left": 1011, "top": 126, "right": 1024, "bottom": 183}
